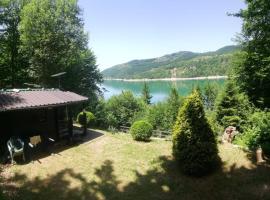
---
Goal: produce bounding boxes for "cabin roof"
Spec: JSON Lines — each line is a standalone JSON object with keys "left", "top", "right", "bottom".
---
{"left": 0, "top": 89, "right": 88, "bottom": 112}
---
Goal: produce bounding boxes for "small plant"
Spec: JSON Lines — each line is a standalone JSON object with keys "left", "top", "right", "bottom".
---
{"left": 173, "top": 90, "right": 220, "bottom": 176}
{"left": 77, "top": 111, "right": 96, "bottom": 127}
{"left": 130, "top": 120, "right": 153, "bottom": 141}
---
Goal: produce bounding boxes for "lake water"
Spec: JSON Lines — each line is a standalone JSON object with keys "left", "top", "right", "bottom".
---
{"left": 101, "top": 79, "right": 225, "bottom": 103}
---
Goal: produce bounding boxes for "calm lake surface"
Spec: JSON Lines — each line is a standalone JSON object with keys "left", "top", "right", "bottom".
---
{"left": 102, "top": 79, "right": 225, "bottom": 103}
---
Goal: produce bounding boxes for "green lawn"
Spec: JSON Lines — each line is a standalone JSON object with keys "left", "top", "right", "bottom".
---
{"left": 1, "top": 130, "right": 270, "bottom": 200}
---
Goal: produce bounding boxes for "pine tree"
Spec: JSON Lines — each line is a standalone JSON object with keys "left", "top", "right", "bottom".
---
{"left": 216, "top": 81, "right": 251, "bottom": 129}
{"left": 203, "top": 82, "right": 218, "bottom": 110}
{"left": 173, "top": 90, "right": 220, "bottom": 176}
{"left": 166, "top": 87, "right": 182, "bottom": 129}
{"left": 141, "top": 82, "right": 152, "bottom": 105}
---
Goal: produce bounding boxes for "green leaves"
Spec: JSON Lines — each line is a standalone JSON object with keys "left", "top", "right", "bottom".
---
{"left": 105, "top": 91, "right": 143, "bottom": 128}
{"left": 0, "top": 0, "right": 103, "bottom": 101}
{"left": 141, "top": 82, "right": 152, "bottom": 105}
{"left": 130, "top": 120, "right": 153, "bottom": 141}
{"left": 233, "top": 0, "right": 270, "bottom": 108}
{"left": 216, "top": 81, "right": 251, "bottom": 129}
{"left": 0, "top": 0, "right": 102, "bottom": 100}
{"left": 0, "top": 0, "right": 29, "bottom": 87}
{"left": 172, "top": 90, "right": 220, "bottom": 176}
{"left": 235, "top": 110, "right": 270, "bottom": 154}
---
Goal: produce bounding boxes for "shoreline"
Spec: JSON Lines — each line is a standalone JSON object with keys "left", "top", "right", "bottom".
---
{"left": 104, "top": 75, "right": 228, "bottom": 82}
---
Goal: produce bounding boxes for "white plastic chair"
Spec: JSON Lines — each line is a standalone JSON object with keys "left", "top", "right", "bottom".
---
{"left": 7, "top": 137, "right": 25, "bottom": 164}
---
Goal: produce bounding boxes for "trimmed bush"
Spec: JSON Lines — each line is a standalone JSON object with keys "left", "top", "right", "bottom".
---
{"left": 173, "top": 90, "right": 220, "bottom": 176}
{"left": 77, "top": 111, "right": 95, "bottom": 127}
{"left": 130, "top": 120, "right": 153, "bottom": 141}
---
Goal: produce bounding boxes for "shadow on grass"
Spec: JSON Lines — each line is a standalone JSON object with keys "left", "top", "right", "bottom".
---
{"left": 19, "top": 129, "right": 104, "bottom": 164}
{"left": 2, "top": 152, "right": 270, "bottom": 200}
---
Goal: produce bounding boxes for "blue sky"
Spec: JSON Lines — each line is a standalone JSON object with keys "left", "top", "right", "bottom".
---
{"left": 78, "top": 0, "right": 246, "bottom": 70}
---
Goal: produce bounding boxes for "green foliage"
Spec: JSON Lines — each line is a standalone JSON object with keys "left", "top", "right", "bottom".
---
{"left": 0, "top": 0, "right": 102, "bottom": 107}
{"left": 88, "top": 99, "right": 107, "bottom": 128}
{"left": 130, "top": 120, "right": 153, "bottom": 141}
{"left": 172, "top": 90, "right": 220, "bottom": 176}
{"left": 102, "top": 45, "right": 240, "bottom": 79}
{"left": 0, "top": 0, "right": 29, "bottom": 88}
{"left": 206, "top": 110, "right": 223, "bottom": 136}
{"left": 216, "top": 80, "right": 251, "bottom": 129}
{"left": 202, "top": 82, "right": 219, "bottom": 110}
{"left": 232, "top": 0, "right": 270, "bottom": 108}
{"left": 164, "top": 87, "right": 182, "bottom": 129}
{"left": 146, "top": 87, "right": 182, "bottom": 131}
{"left": 234, "top": 110, "right": 270, "bottom": 154}
{"left": 141, "top": 82, "right": 152, "bottom": 104}
{"left": 77, "top": 111, "right": 95, "bottom": 127}
{"left": 19, "top": 0, "right": 102, "bottom": 97}
{"left": 146, "top": 102, "right": 169, "bottom": 130}
{"left": 105, "top": 91, "right": 143, "bottom": 128}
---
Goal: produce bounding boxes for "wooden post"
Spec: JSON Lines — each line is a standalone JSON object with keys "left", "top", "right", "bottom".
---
{"left": 54, "top": 108, "right": 59, "bottom": 141}
{"left": 256, "top": 147, "right": 265, "bottom": 164}
{"left": 67, "top": 106, "right": 73, "bottom": 142}
{"left": 82, "top": 111, "right": 87, "bottom": 136}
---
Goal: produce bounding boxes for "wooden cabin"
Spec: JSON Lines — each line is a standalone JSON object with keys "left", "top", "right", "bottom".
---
{"left": 0, "top": 89, "right": 88, "bottom": 146}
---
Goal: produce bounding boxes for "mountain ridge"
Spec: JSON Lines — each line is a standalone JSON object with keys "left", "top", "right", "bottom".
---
{"left": 102, "top": 45, "right": 240, "bottom": 79}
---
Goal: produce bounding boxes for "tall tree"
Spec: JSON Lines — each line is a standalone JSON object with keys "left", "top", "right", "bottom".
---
{"left": 19, "top": 0, "right": 102, "bottom": 96}
{"left": 166, "top": 87, "right": 182, "bottom": 129}
{"left": 202, "top": 82, "right": 218, "bottom": 110}
{"left": 232, "top": 0, "right": 270, "bottom": 108}
{"left": 141, "top": 82, "right": 152, "bottom": 104}
{"left": 0, "top": 0, "right": 29, "bottom": 88}
{"left": 216, "top": 80, "right": 251, "bottom": 129}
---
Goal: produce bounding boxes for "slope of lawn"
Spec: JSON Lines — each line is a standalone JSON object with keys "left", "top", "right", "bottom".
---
{"left": 1, "top": 130, "right": 270, "bottom": 200}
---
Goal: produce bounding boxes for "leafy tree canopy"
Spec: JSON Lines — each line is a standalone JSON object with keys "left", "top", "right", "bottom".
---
{"left": 18, "top": 0, "right": 102, "bottom": 96}
{"left": 0, "top": 0, "right": 29, "bottom": 88}
{"left": 232, "top": 0, "right": 270, "bottom": 108}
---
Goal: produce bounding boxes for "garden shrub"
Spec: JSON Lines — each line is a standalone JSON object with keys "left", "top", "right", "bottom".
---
{"left": 89, "top": 99, "right": 108, "bottom": 128}
{"left": 234, "top": 110, "right": 270, "bottom": 154}
{"left": 105, "top": 91, "right": 143, "bottom": 128}
{"left": 130, "top": 120, "right": 153, "bottom": 141}
{"left": 146, "top": 102, "right": 169, "bottom": 130}
{"left": 173, "top": 90, "right": 220, "bottom": 176}
{"left": 146, "top": 87, "right": 182, "bottom": 132}
{"left": 77, "top": 111, "right": 95, "bottom": 127}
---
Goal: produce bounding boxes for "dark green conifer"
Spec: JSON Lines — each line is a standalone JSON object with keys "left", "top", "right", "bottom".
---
{"left": 216, "top": 81, "right": 251, "bottom": 129}
{"left": 141, "top": 82, "right": 152, "bottom": 105}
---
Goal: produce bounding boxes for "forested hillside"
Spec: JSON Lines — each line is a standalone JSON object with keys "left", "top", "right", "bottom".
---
{"left": 102, "top": 45, "right": 240, "bottom": 79}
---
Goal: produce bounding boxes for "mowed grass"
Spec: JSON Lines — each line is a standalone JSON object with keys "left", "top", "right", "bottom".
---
{"left": 1, "top": 130, "right": 270, "bottom": 200}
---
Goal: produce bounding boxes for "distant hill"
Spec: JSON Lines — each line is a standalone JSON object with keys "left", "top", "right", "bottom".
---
{"left": 102, "top": 45, "right": 240, "bottom": 79}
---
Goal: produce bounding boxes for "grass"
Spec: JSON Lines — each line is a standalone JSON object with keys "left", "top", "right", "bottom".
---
{"left": 1, "top": 129, "right": 270, "bottom": 200}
